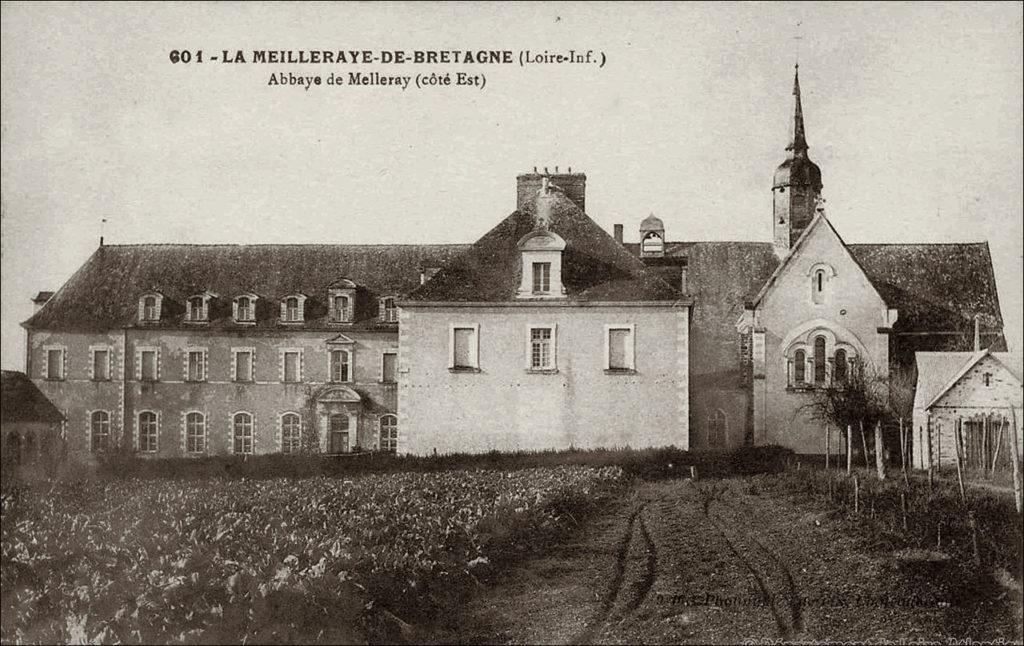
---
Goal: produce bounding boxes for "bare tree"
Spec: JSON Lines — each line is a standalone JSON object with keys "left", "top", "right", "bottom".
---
{"left": 802, "top": 359, "right": 889, "bottom": 473}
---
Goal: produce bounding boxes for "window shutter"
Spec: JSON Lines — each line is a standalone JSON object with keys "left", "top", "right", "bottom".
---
{"left": 280, "top": 300, "right": 287, "bottom": 321}
{"left": 232, "top": 352, "right": 237, "bottom": 382}
{"left": 453, "top": 329, "right": 472, "bottom": 368}
{"left": 608, "top": 329, "right": 628, "bottom": 370}
{"left": 41, "top": 350, "right": 48, "bottom": 379}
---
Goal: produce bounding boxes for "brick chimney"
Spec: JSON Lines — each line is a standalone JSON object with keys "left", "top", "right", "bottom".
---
{"left": 517, "top": 167, "right": 586, "bottom": 212}
{"left": 613, "top": 224, "right": 623, "bottom": 245}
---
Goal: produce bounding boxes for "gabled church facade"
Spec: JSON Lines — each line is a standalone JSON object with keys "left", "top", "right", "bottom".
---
{"left": 623, "top": 65, "right": 1006, "bottom": 453}
{"left": 21, "top": 65, "right": 1006, "bottom": 457}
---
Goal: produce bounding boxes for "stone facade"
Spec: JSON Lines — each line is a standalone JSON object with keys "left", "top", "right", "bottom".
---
{"left": 27, "top": 327, "right": 399, "bottom": 457}
{"left": 399, "top": 305, "right": 688, "bottom": 454}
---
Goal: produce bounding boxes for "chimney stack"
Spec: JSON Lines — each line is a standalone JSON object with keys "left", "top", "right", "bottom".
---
{"left": 613, "top": 224, "right": 623, "bottom": 245}
{"left": 516, "top": 168, "right": 586, "bottom": 212}
{"left": 973, "top": 314, "right": 981, "bottom": 351}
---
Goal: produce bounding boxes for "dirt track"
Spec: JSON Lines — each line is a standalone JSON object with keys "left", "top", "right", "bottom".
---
{"left": 456, "top": 478, "right": 1020, "bottom": 644}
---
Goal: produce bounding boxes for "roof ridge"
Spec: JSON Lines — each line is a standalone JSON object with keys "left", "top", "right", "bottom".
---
{"left": 101, "top": 242, "right": 470, "bottom": 248}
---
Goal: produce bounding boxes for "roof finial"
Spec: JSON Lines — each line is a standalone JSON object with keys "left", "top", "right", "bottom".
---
{"left": 786, "top": 63, "right": 808, "bottom": 157}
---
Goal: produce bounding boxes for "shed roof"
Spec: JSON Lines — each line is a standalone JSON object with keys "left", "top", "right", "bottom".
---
{"left": 1, "top": 370, "right": 64, "bottom": 424}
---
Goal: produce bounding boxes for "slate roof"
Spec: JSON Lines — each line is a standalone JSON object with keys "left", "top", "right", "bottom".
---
{"left": 1, "top": 370, "right": 64, "bottom": 424}
{"left": 407, "top": 190, "right": 679, "bottom": 302}
{"left": 24, "top": 244, "right": 468, "bottom": 331}
{"left": 847, "top": 243, "right": 1003, "bottom": 331}
{"left": 625, "top": 239, "right": 1002, "bottom": 334}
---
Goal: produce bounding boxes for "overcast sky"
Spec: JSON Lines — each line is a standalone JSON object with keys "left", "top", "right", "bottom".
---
{"left": 2, "top": 1, "right": 1022, "bottom": 368}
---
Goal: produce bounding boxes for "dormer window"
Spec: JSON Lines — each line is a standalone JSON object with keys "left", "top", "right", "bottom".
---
{"left": 233, "top": 294, "right": 258, "bottom": 324}
{"left": 138, "top": 293, "right": 163, "bottom": 323}
{"left": 328, "top": 278, "right": 357, "bottom": 324}
{"left": 280, "top": 294, "right": 307, "bottom": 324}
{"left": 380, "top": 297, "right": 398, "bottom": 323}
{"left": 516, "top": 230, "right": 566, "bottom": 300}
{"left": 532, "top": 262, "right": 551, "bottom": 294}
{"left": 186, "top": 292, "right": 214, "bottom": 322}
{"left": 332, "top": 295, "right": 350, "bottom": 322}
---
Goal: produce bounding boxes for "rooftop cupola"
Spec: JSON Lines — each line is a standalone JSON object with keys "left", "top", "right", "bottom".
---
{"left": 773, "top": 64, "right": 823, "bottom": 255}
{"left": 639, "top": 213, "right": 665, "bottom": 258}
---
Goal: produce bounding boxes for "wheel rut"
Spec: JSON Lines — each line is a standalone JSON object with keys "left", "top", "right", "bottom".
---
{"left": 573, "top": 500, "right": 657, "bottom": 644}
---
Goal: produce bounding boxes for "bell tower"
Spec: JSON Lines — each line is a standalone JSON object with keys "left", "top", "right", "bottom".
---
{"left": 772, "top": 64, "right": 822, "bottom": 256}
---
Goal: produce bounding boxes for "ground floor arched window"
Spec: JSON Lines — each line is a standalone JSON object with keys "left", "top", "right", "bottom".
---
{"left": 233, "top": 412, "right": 253, "bottom": 454}
{"left": 91, "top": 410, "right": 110, "bottom": 452}
{"left": 379, "top": 415, "right": 398, "bottom": 452}
{"left": 281, "top": 412, "right": 301, "bottom": 454}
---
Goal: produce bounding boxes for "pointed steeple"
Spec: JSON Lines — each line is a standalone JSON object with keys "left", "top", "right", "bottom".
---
{"left": 786, "top": 64, "right": 808, "bottom": 157}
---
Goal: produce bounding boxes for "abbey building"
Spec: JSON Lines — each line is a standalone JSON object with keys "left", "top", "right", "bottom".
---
{"left": 22, "top": 66, "right": 1005, "bottom": 457}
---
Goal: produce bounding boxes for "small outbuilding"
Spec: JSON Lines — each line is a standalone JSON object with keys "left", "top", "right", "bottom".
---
{"left": 912, "top": 350, "right": 1023, "bottom": 471}
{"left": 1, "top": 369, "right": 65, "bottom": 467}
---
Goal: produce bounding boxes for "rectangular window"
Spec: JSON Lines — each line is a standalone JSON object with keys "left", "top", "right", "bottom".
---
{"left": 382, "top": 352, "right": 397, "bottom": 383}
{"left": 92, "top": 349, "right": 110, "bottom": 381}
{"left": 186, "top": 350, "right": 206, "bottom": 382}
{"left": 45, "top": 349, "right": 64, "bottom": 380}
{"left": 140, "top": 350, "right": 158, "bottom": 382}
{"left": 234, "top": 350, "right": 254, "bottom": 382}
{"left": 331, "top": 295, "right": 350, "bottom": 322}
{"left": 283, "top": 351, "right": 301, "bottom": 383}
{"left": 532, "top": 262, "right": 551, "bottom": 293}
{"left": 329, "top": 350, "right": 349, "bottom": 383}
{"left": 530, "top": 327, "right": 554, "bottom": 370}
{"left": 451, "top": 326, "right": 478, "bottom": 369}
{"left": 606, "top": 326, "right": 635, "bottom": 371}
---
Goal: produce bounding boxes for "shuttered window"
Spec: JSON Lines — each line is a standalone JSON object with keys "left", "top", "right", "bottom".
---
{"left": 140, "top": 350, "right": 158, "bottom": 381}
{"left": 283, "top": 352, "right": 301, "bottom": 383}
{"left": 234, "top": 350, "right": 253, "bottom": 382}
{"left": 608, "top": 328, "right": 632, "bottom": 370}
{"left": 46, "top": 349, "right": 64, "bottom": 380}
{"left": 382, "top": 352, "right": 397, "bottom": 383}
{"left": 453, "top": 328, "right": 475, "bottom": 368}
{"left": 92, "top": 349, "right": 110, "bottom": 381}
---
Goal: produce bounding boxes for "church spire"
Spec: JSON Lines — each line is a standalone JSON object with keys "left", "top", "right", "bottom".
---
{"left": 787, "top": 64, "right": 808, "bottom": 157}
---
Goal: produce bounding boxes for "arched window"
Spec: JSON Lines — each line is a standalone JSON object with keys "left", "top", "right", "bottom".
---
{"left": 138, "top": 411, "right": 158, "bottom": 453}
{"left": 233, "top": 412, "right": 253, "bottom": 454}
{"left": 186, "top": 412, "right": 206, "bottom": 453}
{"left": 285, "top": 297, "right": 300, "bottom": 322}
{"left": 379, "top": 415, "right": 398, "bottom": 452}
{"left": 641, "top": 232, "right": 664, "bottom": 255}
{"left": 813, "top": 336, "right": 827, "bottom": 384}
{"left": 809, "top": 265, "right": 833, "bottom": 305}
{"left": 794, "top": 349, "right": 806, "bottom": 384}
{"left": 91, "top": 411, "right": 110, "bottom": 452}
{"left": 281, "top": 413, "right": 301, "bottom": 454}
{"left": 833, "top": 349, "right": 848, "bottom": 384}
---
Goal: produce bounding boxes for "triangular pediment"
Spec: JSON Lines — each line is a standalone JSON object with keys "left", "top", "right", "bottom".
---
{"left": 325, "top": 333, "right": 356, "bottom": 345}
{"left": 751, "top": 212, "right": 885, "bottom": 310}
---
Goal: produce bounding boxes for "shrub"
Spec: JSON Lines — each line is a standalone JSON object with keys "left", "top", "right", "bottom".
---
{"left": 728, "top": 444, "right": 795, "bottom": 475}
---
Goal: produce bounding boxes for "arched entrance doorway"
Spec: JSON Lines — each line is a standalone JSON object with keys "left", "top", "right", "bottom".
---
{"left": 315, "top": 386, "right": 362, "bottom": 454}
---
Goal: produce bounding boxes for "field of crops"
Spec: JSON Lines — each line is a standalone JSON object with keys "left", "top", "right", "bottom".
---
{"left": 0, "top": 465, "right": 623, "bottom": 643}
